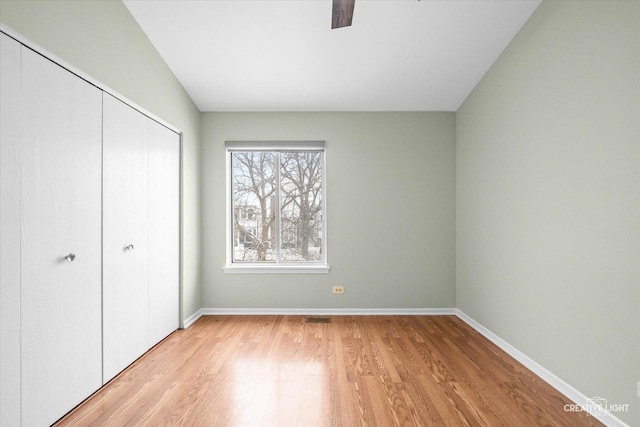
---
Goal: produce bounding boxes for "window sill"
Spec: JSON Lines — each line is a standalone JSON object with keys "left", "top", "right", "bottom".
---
{"left": 223, "top": 265, "right": 330, "bottom": 274}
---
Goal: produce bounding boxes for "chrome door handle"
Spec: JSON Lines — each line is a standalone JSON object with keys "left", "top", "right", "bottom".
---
{"left": 64, "top": 253, "right": 76, "bottom": 263}
{"left": 125, "top": 244, "right": 134, "bottom": 252}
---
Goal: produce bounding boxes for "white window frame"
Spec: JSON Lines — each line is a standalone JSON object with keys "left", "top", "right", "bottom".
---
{"left": 224, "top": 141, "right": 329, "bottom": 274}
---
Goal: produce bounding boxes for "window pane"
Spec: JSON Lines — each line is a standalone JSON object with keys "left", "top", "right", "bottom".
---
{"left": 232, "top": 152, "right": 276, "bottom": 262}
{"left": 280, "top": 152, "right": 323, "bottom": 262}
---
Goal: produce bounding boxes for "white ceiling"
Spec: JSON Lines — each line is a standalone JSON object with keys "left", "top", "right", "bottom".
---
{"left": 123, "top": 0, "right": 541, "bottom": 112}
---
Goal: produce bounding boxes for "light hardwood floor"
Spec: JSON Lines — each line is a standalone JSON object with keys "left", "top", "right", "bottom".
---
{"left": 55, "top": 315, "right": 603, "bottom": 426}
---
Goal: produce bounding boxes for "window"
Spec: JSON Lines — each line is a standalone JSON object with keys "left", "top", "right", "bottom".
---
{"left": 225, "top": 141, "right": 329, "bottom": 273}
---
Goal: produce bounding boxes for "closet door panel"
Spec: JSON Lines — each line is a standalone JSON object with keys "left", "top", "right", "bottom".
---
{"left": 148, "top": 121, "right": 180, "bottom": 347}
{"left": 0, "top": 33, "right": 22, "bottom": 427}
{"left": 103, "top": 94, "right": 150, "bottom": 382}
{"left": 20, "top": 47, "right": 103, "bottom": 426}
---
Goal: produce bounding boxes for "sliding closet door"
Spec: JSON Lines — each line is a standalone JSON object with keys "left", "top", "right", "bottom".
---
{"left": 0, "top": 32, "right": 22, "bottom": 427}
{"left": 20, "top": 47, "right": 103, "bottom": 426}
{"left": 148, "top": 121, "right": 180, "bottom": 347}
{"left": 103, "top": 94, "right": 150, "bottom": 382}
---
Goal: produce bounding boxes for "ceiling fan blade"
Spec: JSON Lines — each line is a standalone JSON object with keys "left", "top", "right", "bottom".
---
{"left": 332, "top": 0, "right": 355, "bottom": 29}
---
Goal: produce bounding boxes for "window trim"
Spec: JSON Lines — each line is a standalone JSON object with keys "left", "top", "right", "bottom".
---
{"left": 224, "top": 141, "right": 329, "bottom": 274}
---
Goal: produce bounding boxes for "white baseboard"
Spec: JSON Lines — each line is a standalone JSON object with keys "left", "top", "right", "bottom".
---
{"left": 183, "top": 307, "right": 456, "bottom": 327}
{"left": 181, "top": 308, "right": 205, "bottom": 329}
{"left": 181, "top": 306, "right": 629, "bottom": 427}
{"left": 202, "top": 307, "right": 456, "bottom": 316}
{"left": 455, "top": 310, "right": 630, "bottom": 427}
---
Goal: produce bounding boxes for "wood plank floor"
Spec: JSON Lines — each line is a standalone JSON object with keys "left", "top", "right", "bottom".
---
{"left": 55, "top": 315, "right": 603, "bottom": 426}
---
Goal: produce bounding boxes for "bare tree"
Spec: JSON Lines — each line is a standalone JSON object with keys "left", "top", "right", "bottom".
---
{"left": 280, "top": 152, "right": 323, "bottom": 261}
{"left": 232, "top": 151, "right": 323, "bottom": 262}
{"left": 232, "top": 152, "right": 276, "bottom": 261}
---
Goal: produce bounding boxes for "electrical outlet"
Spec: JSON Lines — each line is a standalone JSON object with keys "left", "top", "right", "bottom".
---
{"left": 332, "top": 286, "right": 345, "bottom": 294}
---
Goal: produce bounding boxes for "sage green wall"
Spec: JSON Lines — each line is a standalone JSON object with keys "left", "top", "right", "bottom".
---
{"left": 202, "top": 112, "right": 456, "bottom": 309}
{"left": 456, "top": 1, "right": 639, "bottom": 425}
{"left": 0, "top": 0, "right": 203, "bottom": 322}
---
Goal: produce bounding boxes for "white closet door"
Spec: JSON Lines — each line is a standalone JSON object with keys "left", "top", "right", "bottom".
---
{"left": 20, "top": 47, "right": 103, "bottom": 426}
{"left": 0, "top": 32, "right": 22, "bottom": 427}
{"left": 148, "top": 121, "right": 180, "bottom": 347}
{"left": 103, "top": 94, "right": 150, "bottom": 383}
